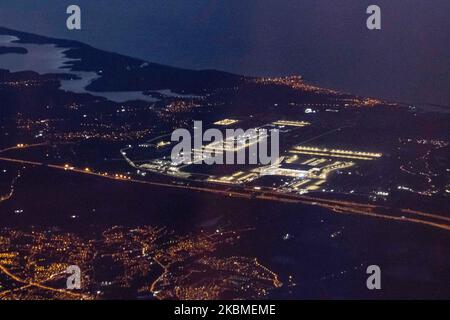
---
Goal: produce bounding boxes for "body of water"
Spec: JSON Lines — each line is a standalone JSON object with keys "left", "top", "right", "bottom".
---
{"left": 0, "top": 0, "right": 448, "bottom": 106}
{"left": 0, "top": 35, "right": 158, "bottom": 103}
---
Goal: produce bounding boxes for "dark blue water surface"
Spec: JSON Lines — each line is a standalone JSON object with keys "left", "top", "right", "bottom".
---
{"left": 0, "top": 0, "right": 449, "bottom": 106}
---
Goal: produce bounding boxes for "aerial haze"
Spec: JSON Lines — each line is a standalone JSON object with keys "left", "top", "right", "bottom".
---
{"left": 0, "top": 0, "right": 448, "bottom": 105}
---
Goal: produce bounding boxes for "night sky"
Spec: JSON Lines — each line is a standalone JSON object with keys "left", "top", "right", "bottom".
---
{"left": 0, "top": 0, "right": 448, "bottom": 105}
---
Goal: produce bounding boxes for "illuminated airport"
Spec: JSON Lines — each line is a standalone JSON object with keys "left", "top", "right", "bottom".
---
{"left": 121, "top": 118, "right": 383, "bottom": 196}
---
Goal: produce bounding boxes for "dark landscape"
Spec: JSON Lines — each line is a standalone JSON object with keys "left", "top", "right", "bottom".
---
{"left": 0, "top": 26, "right": 449, "bottom": 300}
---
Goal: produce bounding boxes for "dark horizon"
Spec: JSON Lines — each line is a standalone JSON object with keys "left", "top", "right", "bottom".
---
{"left": 0, "top": 0, "right": 449, "bottom": 106}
